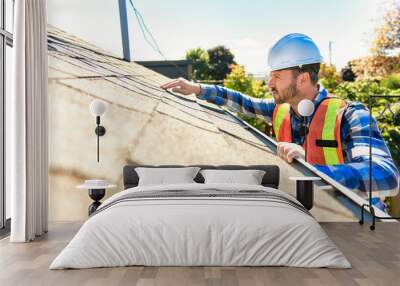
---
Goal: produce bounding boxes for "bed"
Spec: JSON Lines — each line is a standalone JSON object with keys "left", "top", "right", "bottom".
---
{"left": 50, "top": 164, "right": 351, "bottom": 269}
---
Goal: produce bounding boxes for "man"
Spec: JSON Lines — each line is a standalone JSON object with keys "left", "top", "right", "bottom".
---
{"left": 161, "top": 33, "right": 399, "bottom": 198}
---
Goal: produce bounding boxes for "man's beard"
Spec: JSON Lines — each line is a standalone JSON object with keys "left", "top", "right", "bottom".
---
{"left": 274, "top": 82, "right": 298, "bottom": 104}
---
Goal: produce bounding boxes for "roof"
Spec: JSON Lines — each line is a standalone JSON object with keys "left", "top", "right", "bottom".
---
{"left": 47, "top": 25, "right": 356, "bottom": 221}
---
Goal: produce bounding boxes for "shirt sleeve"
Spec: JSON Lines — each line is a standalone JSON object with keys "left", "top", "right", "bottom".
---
{"left": 314, "top": 102, "right": 400, "bottom": 197}
{"left": 197, "top": 84, "right": 275, "bottom": 122}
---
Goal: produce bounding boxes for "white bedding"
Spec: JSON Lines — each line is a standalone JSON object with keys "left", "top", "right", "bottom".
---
{"left": 50, "top": 183, "right": 351, "bottom": 269}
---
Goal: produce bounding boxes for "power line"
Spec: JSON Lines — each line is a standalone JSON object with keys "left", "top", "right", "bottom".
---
{"left": 128, "top": 0, "right": 162, "bottom": 55}
{"left": 127, "top": 0, "right": 189, "bottom": 79}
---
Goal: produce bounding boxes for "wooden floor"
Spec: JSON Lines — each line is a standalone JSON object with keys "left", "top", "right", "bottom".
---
{"left": 0, "top": 222, "right": 399, "bottom": 286}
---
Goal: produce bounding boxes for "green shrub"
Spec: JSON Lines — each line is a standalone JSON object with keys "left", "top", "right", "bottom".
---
{"left": 330, "top": 80, "right": 400, "bottom": 168}
{"left": 333, "top": 80, "right": 392, "bottom": 106}
{"left": 319, "top": 64, "right": 342, "bottom": 93}
{"left": 381, "top": 73, "right": 400, "bottom": 90}
{"left": 375, "top": 103, "right": 400, "bottom": 168}
{"left": 224, "top": 65, "right": 271, "bottom": 133}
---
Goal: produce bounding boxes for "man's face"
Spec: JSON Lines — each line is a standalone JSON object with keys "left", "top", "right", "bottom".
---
{"left": 267, "top": 69, "right": 298, "bottom": 104}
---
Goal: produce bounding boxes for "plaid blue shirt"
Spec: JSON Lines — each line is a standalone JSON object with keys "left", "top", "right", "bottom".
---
{"left": 198, "top": 84, "right": 400, "bottom": 198}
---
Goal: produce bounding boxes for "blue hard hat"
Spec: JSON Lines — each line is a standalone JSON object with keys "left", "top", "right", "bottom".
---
{"left": 267, "top": 33, "right": 323, "bottom": 71}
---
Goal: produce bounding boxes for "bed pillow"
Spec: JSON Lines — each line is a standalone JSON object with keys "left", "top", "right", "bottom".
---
{"left": 135, "top": 167, "right": 201, "bottom": 186}
{"left": 200, "top": 169, "right": 266, "bottom": 185}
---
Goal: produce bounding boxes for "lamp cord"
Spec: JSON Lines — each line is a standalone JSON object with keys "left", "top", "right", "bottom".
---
{"left": 369, "top": 96, "right": 372, "bottom": 206}
{"left": 304, "top": 116, "right": 308, "bottom": 162}
{"left": 97, "top": 124, "right": 100, "bottom": 162}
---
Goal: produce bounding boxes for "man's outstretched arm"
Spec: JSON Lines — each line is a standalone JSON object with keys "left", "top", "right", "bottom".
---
{"left": 160, "top": 78, "right": 275, "bottom": 122}
{"left": 198, "top": 84, "right": 275, "bottom": 121}
{"left": 314, "top": 102, "right": 400, "bottom": 197}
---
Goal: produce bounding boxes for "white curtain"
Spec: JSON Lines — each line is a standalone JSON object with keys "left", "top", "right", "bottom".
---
{"left": 8, "top": 0, "right": 48, "bottom": 242}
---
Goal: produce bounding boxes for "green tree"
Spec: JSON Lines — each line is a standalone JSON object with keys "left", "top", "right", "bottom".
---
{"left": 224, "top": 64, "right": 253, "bottom": 95}
{"left": 371, "top": 0, "right": 400, "bottom": 56}
{"left": 224, "top": 65, "right": 270, "bottom": 132}
{"left": 351, "top": 1, "right": 400, "bottom": 79}
{"left": 319, "top": 63, "right": 342, "bottom": 93}
{"left": 185, "top": 48, "right": 210, "bottom": 81}
{"left": 207, "top": 45, "right": 236, "bottom": 81}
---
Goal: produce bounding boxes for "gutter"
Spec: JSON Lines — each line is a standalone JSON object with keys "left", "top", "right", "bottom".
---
{"left": 219, "top": 107, "right": 396, "bottom": 221}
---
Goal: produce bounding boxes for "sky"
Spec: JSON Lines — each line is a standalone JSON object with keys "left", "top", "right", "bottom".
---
{"left": 47, "top": 0, "right": 387, "bottom": 76}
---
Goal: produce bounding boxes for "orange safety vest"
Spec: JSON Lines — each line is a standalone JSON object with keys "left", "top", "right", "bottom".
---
{"left": 272, "top": 97, "right": 347, "bottom": 165}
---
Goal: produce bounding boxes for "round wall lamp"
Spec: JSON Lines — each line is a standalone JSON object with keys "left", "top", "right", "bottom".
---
{"left": 89, "top": 100, "right": 107, "bottom": 162}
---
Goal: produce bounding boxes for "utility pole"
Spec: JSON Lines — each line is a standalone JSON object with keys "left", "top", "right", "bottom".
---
{"left": 118, "top": 0, "right": 134, "bottom": 62}
{"left": 328, "top": 41, "right": 333, "bottom": 66}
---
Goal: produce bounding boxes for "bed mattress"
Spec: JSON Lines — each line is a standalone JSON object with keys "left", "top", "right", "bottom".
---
{"left": 50, "top": 183, "right": 351, "bottom": 269}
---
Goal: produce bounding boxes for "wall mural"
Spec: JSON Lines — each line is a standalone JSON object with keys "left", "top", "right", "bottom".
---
{"left": 47, "top": 25, "right": 357, "bottom": 222}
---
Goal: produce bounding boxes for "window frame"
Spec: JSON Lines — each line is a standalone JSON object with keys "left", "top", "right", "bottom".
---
{"left": 0, "top": 0, "right": 13, "bottom": 232}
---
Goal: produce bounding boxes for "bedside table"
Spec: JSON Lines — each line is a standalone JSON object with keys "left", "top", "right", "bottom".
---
{"left": 77, "top": 180, "right": 116, "bottom": 216}
{"left": 289, "top": 176, "right": 321, "bottom": 210}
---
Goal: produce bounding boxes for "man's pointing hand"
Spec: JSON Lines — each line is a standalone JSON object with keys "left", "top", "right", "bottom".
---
{"left": 160, "top": 78, "right": 201, "bottom": 96}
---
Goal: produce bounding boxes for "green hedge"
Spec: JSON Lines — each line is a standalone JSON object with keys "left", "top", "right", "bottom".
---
{"left": 330, "top": 78, "right": 400, "bottom": 168}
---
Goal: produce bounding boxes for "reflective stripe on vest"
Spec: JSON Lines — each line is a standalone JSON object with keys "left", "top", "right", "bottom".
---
{"left": 272, "top": 97, "right": 346, "bottom": 165}
{"left": 272, "top": 103, "right": 292, "bottom": 142}
{"left": 321, "top": 99, "right": 345, "bottom": 164}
